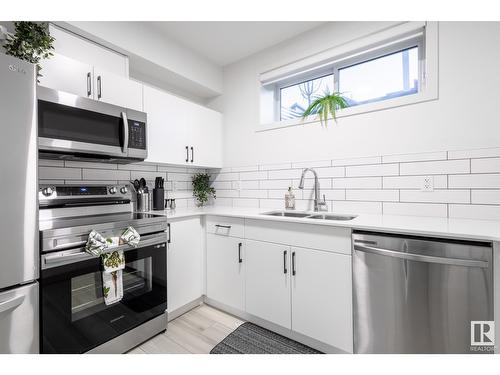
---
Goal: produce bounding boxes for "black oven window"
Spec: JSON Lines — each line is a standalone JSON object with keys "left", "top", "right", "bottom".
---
{"left": 71, "top": 257, "right": 153, "bottom": 322}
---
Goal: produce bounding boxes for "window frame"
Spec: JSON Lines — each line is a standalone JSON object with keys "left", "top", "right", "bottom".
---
{"left": 274, "top": 36, "right": 424, "bottom": 123}
{"left": 259, "top": 22, "right": 439, "bottom": 132}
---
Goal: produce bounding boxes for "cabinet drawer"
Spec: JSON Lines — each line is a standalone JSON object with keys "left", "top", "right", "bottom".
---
{"left": 206, "top": 216, "right": 245, "bottom": 238}
{"left": 245, "top": 219, "right": 351, "bottom": 255}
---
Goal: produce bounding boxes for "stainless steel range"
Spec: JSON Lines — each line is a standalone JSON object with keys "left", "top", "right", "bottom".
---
{"left": 39, "top": 184, "right": 168, "bottom": 354}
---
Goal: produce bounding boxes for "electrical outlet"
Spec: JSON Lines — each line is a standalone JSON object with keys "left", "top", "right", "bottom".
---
{"left": 421, "top": 176, "right": 434, "bottom": 192}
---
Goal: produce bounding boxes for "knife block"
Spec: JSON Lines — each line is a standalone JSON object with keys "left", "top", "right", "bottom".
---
{"left": 152, "top": 188, "right": 165, "bottom": 210}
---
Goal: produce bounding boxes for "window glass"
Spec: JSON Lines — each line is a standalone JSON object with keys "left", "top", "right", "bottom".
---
{"left": 338, "top": 46, "right": 419, "bottom": 106}
{"left": 280, "top": 74, "right": 334, "bottom": 120}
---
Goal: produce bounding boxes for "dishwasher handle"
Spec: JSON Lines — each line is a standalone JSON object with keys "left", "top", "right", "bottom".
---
{"left": 353, "top": 244, "right": 489, "bottom": 268}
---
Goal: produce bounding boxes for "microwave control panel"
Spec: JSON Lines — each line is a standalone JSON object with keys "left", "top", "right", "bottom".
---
{"left": 128, "top": 120, "right": 146, "bottom": 149}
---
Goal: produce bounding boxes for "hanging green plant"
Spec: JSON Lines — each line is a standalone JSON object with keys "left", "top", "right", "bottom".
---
{"left": 302, "top": 92, "right": 349, "bottom": 125}
{"left": 2, "top": 21, "right": 55, "bottom": 81}
{"left": 192, "top": 173, "right": 216, "bottom": 207}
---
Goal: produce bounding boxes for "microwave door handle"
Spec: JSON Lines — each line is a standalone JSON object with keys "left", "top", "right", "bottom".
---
{"left": 121, "top": 111, "right": 129, "bottom": 154}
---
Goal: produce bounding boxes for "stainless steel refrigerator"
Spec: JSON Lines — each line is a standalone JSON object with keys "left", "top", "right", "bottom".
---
{"left": 0, "top": 53, "right": 39, "bottom": 353}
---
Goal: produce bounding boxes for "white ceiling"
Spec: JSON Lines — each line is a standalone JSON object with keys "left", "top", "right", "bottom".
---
{"left": 148, "top": 21, "right": 325, "bottom": 66}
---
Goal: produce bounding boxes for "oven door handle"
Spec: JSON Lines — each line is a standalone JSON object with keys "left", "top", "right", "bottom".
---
{"left": 42, "top": 232, "right": 168, "bottom": 269}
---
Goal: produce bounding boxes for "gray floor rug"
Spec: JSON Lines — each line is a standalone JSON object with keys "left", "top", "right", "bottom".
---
{"left": 210, "top": 322, "right": 323, "bottom": 354}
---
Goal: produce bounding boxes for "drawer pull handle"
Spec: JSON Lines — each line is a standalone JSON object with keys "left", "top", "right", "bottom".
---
{"left": 215, "top": 224, "right": 231, "bottom": 229}
{"left": 283, "top": 250, "right": 287, "bottom": 274}
{"left": 238, "top": 242, "right": 243, "bottom": 263}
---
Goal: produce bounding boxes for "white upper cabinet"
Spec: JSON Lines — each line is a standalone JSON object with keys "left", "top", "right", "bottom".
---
{"left": 143, "top": 84, "right": 223, "bottom": 168}
{"left": 39, "top": 53, "right": 143, "bottom": 111}
{"left": 143, "top": 85, "right": 191, "bottom": 165}
{"left": 39, "top": 53, "right": 93, "bottom": 99}
{"left": 93, "top": 67, "right": 143, "bottom": 111}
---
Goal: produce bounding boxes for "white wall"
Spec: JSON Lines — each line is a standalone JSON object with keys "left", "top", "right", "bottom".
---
{"left": 216, "top": 21, "right": 500, "bottom": 168}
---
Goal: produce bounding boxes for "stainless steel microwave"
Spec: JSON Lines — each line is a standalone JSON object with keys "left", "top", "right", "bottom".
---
{"left": 37, "top": 86, "right": 147, "bottom": 163}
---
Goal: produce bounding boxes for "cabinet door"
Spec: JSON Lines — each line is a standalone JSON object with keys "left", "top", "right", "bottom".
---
{"left": 167, "top": 217, "right": 203, "bottom": 313}
{"left": 188, "top": 105, "right": 223, "bottom": 168}
{"left": 39, "top": 53, "right": 93, "bottom": 98}
{"left": 93, "top": 68, "right": 143, "bottom": 111}
{"left": 245, "top": 240, "right": 291, "bottom": 329}
{"left": 291, "top": 247, "right": 353, "bottom": 352}
{"left": 206, "top": 234, "right": 245, "bottom": 310}
{"left": 143, "top": 85, "right": 189, "bottom": 165}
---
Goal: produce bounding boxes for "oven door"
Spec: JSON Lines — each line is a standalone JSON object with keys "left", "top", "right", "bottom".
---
{"left": 41, "top": 241, "right": 167, "bottom": 354}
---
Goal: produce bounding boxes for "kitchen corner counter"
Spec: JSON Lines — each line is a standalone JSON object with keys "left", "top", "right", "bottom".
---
{"left": 143, "top": 206, "right": 500, "bottom": 243}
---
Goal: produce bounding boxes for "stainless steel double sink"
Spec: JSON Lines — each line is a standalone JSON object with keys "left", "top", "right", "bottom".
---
{"left": 260, "top": 210, "right": 357, "bottom": 221}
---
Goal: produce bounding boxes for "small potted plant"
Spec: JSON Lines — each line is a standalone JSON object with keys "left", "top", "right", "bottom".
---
{"left": 302, "top": 91, "right": 349, "bottom": 125}
{"left": 2, "top": 21, "right": 55, "bottom": 81}
{"left": 192, "top": 173, "right": 216, "bottom": 207}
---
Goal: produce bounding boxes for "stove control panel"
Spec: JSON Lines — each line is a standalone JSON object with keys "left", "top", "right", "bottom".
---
{"left": 39, "top": 184, "right": 132, "bottom": 201}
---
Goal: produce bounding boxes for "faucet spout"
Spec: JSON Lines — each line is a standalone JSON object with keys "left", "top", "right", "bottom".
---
{"left": 298, "top": 168, "right": 328, "bottom": 212}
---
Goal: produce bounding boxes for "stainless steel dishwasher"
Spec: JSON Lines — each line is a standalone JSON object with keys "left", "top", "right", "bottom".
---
{"left": 352, "top": 231, "right": 493, "bottom": 354}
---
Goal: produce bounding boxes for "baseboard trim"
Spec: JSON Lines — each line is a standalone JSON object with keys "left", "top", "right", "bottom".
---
{"left": 168, "top": 296, "right": 204, "bottom": 321}
{"left": 203, "top": 297, "right": 348, "bottom": 354}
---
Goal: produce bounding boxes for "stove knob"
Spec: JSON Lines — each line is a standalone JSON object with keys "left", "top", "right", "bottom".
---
{"left": 42, "top": 187, "right": 53, "bottom": 197}
{"left": 120, "top": 186, "right": 128, "bottom": 194}
{"left": 109, "top": 186, "right": 117, "bottom": 194}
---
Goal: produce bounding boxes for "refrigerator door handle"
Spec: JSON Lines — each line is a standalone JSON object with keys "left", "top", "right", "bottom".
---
{"left": 0, "top": 295, "right": 25, "bottom": 314}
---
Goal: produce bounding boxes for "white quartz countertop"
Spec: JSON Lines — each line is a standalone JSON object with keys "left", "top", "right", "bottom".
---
{"left": 142, "top": 206, "right": 500, "bottom": 243}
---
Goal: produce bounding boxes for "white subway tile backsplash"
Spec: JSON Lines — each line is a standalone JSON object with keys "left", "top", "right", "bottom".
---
{"left": 448, "top": 147, "right": 500, "bottom": 160}
{"left": 118, "top": 163, "right": 157, "bottom": 171}
{"left": 471, "top": 158, "right": 500, "bottom": 173}
{"left": 400, "top": 160, "right": 469, "bottom": 175}
{"left": 65, "top": 161, "right": 118, "bottom": 169}
{"left": 82, "top": 168, "right": 129, "bottom": 181}
{"left": 383, "top": 175, "right": 447, "bottom": 189}
{"left": 230, "top": 165, "right": 259, "bottom": 173}
{"left": 292, "top": 178, "right": 332, "bottom": 190}
{"left": 332, "top": 156, "right": 381, "bottom": 166}
{"left": 211, "top": 181, "right": 232, "bottom": 190}
{"left": 212, "top": 172, "right": 239, "bottom": 182}
{"left": 38, "top": 159, "right": 64, "bottom": 167}
{"left": 232, "top": 198, "right": 260, "bottom": 208}
{"left": 333, "top": 200, "right": 382, "bottom": 214}
{"left": 449, "top": 204, "right": 500, "bottom": 221}
{"left": 240, "top": 171, "right": 268, "bottom": 180}
{"left": 259, "top": 179, "right": 292, "bottom": 189}
{"left": 316, "top": 166, "right": 345, "bottom": 178}
{"left": 448, "top": 174, "right": 500, "bottom": 188}
{"left": 471, "top": 190, "right": 500, "bottom": 205}
{"left": 383, "top": 202, "right": 448, "bottom": 218}
{"left": 346, "top": 189, "right": 399, "bottom": 202}
{"left": 382, "top": 151, "right": 447, "bottom": 163}
{"left": 292, "top": 160, "right": 331, "bottom": 169}
{"left": 238, "top": 180, "right": 259, "bottom": 189}
{"left": 400, "top": 190, "right": 470, "bottom": 204}
{"left": 259, "top": 163, "right": 292, "bottom": 171}
{"left": 216, "top": 190, "right": 240, "bottom": 198}
{"left": 333, "top": 177, "right": 382, "bottom": 189}
{"left": 157, "top": 165, "right": 187, "bottom": 173}
{"left": 213, "top": 197, "right": 233, "bottom": 207}
{"left": 268, "top": 169, "right": 301, "bottom": 180}
{"left": 240, "top": 189, "right": 268, "bottom": 199}
{"left": 346, "top": 164, "right": 398, "bottom": 177}
{"left": 259, "top": 199, "right": 284, "bottom": 209}
{"left": 39, "top": 167, "right": 82, "bottom": 180}
{"left": 130, "top": 171, "right": 167, "bottom": 181}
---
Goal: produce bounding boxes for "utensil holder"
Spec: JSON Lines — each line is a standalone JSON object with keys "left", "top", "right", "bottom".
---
{"left": 136, "top": 192, "right": 150, "bottom": 212}
{"left": 153, "top": 188, "right": 164, "bottom": 210}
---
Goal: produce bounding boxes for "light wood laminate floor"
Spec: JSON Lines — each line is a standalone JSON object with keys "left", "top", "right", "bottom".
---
{"left": 128, "top": 304, "right": 245, "bottom": 354}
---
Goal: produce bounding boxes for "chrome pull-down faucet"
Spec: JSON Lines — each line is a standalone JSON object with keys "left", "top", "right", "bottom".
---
{"left": 298, "top": 168, "right": 328, "bottom": 212}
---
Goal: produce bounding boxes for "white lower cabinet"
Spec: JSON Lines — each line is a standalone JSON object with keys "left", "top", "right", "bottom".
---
{"left": 245, "top": 240, "right": 291, "bottom": 329}
{"left": 291, "top": 247, "right": 353, "bottom": 353}
{"left": 167, "top": 217, "right": 203, "bottom": 313}
{"left": 206, "top": 234, "right": 245, "bottom": 310}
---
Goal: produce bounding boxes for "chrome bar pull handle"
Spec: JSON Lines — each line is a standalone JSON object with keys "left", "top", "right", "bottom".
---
{"left": 86, "top": 72, "right": 92, "bottom": 97}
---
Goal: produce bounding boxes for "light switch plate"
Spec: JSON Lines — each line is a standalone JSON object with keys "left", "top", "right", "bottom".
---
{"left": 421, "top": 176, "right": 434, "bottom": 191}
